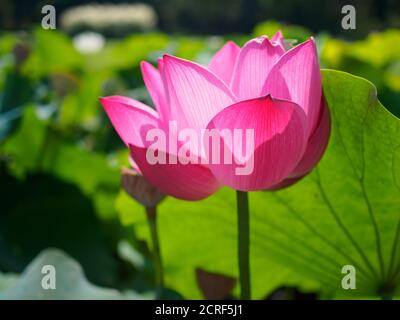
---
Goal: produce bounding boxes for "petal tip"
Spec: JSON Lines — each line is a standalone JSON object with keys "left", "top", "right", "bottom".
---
{"left": 305, "top": 37, "right": 317, "bottom": 47}
{"left": 226, "top": 40, "right": 239, "bottom": 47}
{"left": 162, "top": 54, "right": 192, "bottom": 68}
{"left": 99, "top": 96, "right": 113, "bottom": 107}
{"left": 140, "top": 60, "right": 152, "bottom": 70}
{"left": 163, "top": 53, "right": 179, "bottom": 63}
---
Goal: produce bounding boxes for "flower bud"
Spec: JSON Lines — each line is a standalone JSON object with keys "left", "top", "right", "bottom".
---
{"left": 121, "top": 167, "right": 165, "bottom": 208}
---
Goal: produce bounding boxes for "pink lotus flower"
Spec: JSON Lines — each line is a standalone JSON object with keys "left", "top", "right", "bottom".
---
{"left": 100, "top": 32, "right": 330, "bottom": 200}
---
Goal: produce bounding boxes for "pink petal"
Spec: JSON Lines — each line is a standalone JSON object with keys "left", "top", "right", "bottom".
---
{"left": 129, "top": 144, "right": 220, "bottom": 200}
{"left": 140, "top": 61, "right": 168, "bottom": 120}
{"left": 289, "top": 95, "right": 331, "bottom": 177}
{"left": 208, "top": 41, "right": 240, "bottom": 85}
{"left": 230, "top": 36, "right": 285, "bottom": 100}
{"left": 205, "top": 95, "right": 307, "bottom": 191}
{"left": 264, "top": 96, "right": 331, "bottom": 191}
{"left": 262, "top": 38, "right": 322, "bottom": 136}
{"left": 157, "top": 57, "right": 164, "bottom": 73}
{"left": 100, "top": 95, "right": 159, "bottom": 148}
{"left": 128, "top": 155, "right": 142, "bottom": 174}
{"left": 271, "top": 31, "right": 285, "bottom": 51}
{"left": 162, "top": 54, "right": 236, "bottom": 131}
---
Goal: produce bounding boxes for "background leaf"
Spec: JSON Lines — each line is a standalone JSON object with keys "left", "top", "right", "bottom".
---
{"left": 22, "top": 29, "right": 83, "bottom": 78}
{"left": 0, "top": 249, "right": 149, "bottom": 299}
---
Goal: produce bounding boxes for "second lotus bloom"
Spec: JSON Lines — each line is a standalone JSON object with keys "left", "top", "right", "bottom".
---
{"left": 100, "top": 32, "right": 331, "bottom": 200}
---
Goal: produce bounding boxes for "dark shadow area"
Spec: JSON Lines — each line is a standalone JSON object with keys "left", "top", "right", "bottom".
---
{"left": 0, "top": 169, "right": 120, "bottom": 287}
{"left": 1, "top": 0, "right": 399, "bottom": 39}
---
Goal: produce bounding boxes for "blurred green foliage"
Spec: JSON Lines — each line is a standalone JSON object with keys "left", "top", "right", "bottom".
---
{"left": 0, "top": 21, "right": 399, "bottom": 299}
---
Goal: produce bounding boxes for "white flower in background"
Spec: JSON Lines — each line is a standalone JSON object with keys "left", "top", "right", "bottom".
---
{"left": 73, "top": 32, "right": 105, "bottom": 54}
{"left": 61, "top": 3, "right": 157, "bottom": 32}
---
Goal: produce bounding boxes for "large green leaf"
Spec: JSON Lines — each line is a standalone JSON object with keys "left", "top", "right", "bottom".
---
{"left": 116, "top": 70, "right": 400, "bottom": 299}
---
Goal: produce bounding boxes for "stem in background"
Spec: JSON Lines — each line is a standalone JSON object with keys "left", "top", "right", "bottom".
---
{"left": 146, "top": 206, "right": 164, "bottom": 298}
{"left": 236, "top": 191, "right": 251, "bottom": 300}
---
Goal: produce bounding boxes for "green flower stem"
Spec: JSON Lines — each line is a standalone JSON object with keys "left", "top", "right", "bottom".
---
{"left": 236, "top": 191, "right": 251, "bottom": 300}
{"left": 146, "top": 206, "right": 164, "bottom": 298}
